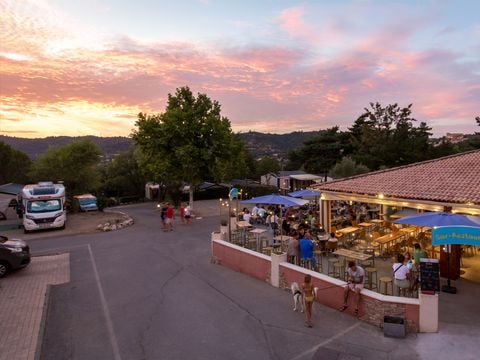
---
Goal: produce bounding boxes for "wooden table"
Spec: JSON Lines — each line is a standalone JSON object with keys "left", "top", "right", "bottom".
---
{"left": 358, "top": 222, "right": 374, "bottom": 228}
{"left": 369, "top": 219, "right": 384, "bottom": 224}
{"left": 333, "top": 248, "right": 373, "bottom": 262}
{"left": 250, "top": 228, "right": 268, "bottom": 251}
{"left": 375, "top": 232, "right": 406, "bottom": 255}
{"left": 337, "top": 226, "right": 360, "bottom": 235}
{"left": 236, "top": 221, "right": 252, "bottom": 228}
{"left": 399, "top": 226, "right": 418, "bottom": 236}
{"left": 389, "top": 214, "right": 403, "bottom": 220}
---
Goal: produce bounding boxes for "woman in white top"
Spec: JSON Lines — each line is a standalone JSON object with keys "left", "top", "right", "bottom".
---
{"left": 393, "top": 253, "right": 410, "bottom": 296}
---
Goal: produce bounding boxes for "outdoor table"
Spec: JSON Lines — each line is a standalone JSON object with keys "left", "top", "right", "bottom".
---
{"left": 358, "top": 222, "right": 374, "bottom": 228}
{"left": 390, "top": 214, "right": 402, "bottom": 220}
{"left": 316, "top": 234, "right": 329, "bottom": 251}
{"left": 236, "top": 221, "right": 252, "bottom": 228}
{"left": 369, "top": 219, "right": 384, "bottom": 224}
{"left": 250, "top": 228, "right": 268, "bottom": 251}
{"left": 236, "top": 221, "right": 253, "bottom": 246}
{"left": 336, "top": 226, "right": 360, "bottom": 247}
{"left": 337, "top": 226, "right": 360, "bottom": 235}
{"left": 399, "top": 226, "right": 418, "bottom": 236}
{"left": 375, "top": 232, "right": 406, "bottom": 256}
{"left": 333, "top": 248, "right": 373, "bottom": 266}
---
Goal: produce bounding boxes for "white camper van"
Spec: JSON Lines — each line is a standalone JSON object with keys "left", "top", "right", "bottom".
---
{"left": 22, "top": 182, "right": 66, "bottom": 233}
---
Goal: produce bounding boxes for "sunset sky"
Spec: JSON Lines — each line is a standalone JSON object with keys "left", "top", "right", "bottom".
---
{"left": 1, "top": 0, "right": 479, "bottom": 138}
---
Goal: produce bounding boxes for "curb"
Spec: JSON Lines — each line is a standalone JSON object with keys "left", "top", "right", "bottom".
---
{"left": 34, "top": 283, "right": 52, "bottom": 360}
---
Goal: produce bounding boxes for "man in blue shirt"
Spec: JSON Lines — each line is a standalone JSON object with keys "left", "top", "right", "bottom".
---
{"left": 299, "top": 233, "right": 316, "bottom": 270}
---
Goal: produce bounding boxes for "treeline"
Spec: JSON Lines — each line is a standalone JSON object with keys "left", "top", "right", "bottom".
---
{"left": 1, "top": 89, "right": 479, "bottom": 205}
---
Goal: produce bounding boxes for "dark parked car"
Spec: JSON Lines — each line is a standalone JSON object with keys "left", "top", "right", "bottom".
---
{"left": 0, "top": 235, "right": 31, "bottom": 277}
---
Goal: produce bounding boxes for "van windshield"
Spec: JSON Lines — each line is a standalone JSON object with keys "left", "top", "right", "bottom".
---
{"left": 27, "top": 199, "right": 61, "bottom": 213}
{"left": 79, "top": 198, "right": 96, "bottom": 205}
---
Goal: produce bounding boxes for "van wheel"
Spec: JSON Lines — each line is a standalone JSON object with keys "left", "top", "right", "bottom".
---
{"left": 0, "top": 261, "right": 10, "bottom": 278}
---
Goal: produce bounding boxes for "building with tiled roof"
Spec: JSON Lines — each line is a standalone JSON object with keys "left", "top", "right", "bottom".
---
{"left": 311, "top": 150, "right": 480, "bottom": 228}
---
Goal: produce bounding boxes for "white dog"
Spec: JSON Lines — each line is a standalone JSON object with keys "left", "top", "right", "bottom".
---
{"left": 291, "top": 282, "right": 319, "bottom": 313}
{"left": 291, "top": 282, "right": 304, "bottom": 312}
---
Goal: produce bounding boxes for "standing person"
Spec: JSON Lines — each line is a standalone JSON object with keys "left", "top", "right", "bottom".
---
{"left": 164, "top": 203, "right": 174, "bottom": 232}
{"left": 287, "top": 231, "right": 300, "bottom": 265}
{"left": 299, "top": 233, "right": 316, "bottom": 270}
{"left": 160, "top": 203, "right": 167, "bottom": 230}
{"left": 184, "top": 203, "right": 192, "bottom": 224}
{"left": 340, "top": 261, "right": 365, "bottom": 315}
{"left": 179, "top": 203, "right": 186, "bottom": 225}
{"left": 413, "top": 243, "right": 427, "bottom": 268}
{"left": 302, "top": 274, "right": 315, "bottom": 328}
{"left": 393, "top": 254, "right": 410, "bottom": 296}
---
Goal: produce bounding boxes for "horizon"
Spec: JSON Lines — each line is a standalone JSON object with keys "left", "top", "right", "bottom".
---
{"left": 1, "top": 0, "right": 479, "bottom": 138}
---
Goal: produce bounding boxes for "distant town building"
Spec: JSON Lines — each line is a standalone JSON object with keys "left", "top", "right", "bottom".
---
{"left": 446, "top": 133, "right": 465, "bottom": 143}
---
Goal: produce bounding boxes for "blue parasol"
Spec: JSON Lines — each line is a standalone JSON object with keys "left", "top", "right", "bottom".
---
{"left": 288, "top": 189, "right": 320, "bottom": 198}
{"left": 393, "top": 212, "right": 480, "bottom": 228}
{"left": 241, "top": 194, "right": 308, "bottom": 208}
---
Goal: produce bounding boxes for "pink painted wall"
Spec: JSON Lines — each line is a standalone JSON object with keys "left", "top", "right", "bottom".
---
{"left": 281, "top": 266, "right": 344, "bottom": 309}
{"left": 212, "top": 241, "right": 271, "bottom": 282}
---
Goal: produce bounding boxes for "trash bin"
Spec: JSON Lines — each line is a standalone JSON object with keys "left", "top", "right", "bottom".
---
{"left": 383, "top": 315, "right": 406, "bottom": 338}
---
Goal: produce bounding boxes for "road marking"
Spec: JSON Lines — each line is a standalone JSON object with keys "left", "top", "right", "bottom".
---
{"left": 32, "top": 244, "right": 89, "bottom": 256}
{"left": 290, "top": 322, "right": 361, "bottom": 360}
{"left": 88, "top": 244, "right": 122, "bottom": 360}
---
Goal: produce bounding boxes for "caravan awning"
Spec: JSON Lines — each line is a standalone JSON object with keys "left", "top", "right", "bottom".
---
{"left": 289, "top": 174, "right": 322, "bottom": 181}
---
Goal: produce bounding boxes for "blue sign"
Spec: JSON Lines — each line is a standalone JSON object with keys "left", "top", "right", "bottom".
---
{"left": 229, "top": 187, "right": 239, "bottom": 200}
{"left": 432, "top": 226, "right": 480, "bottom": 246}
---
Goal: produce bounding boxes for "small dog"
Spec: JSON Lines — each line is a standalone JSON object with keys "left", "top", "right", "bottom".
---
{"left": 291, "top": 282, "right": 304, "bottom": 312}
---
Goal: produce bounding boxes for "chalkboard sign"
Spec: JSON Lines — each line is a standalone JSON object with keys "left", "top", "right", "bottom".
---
{"left": 420, "top": 258, "right": 440, "bottom": 294}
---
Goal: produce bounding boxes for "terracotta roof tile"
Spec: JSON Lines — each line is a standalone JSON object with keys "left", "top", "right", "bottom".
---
{"left": 311, "top": 150, "right": 480, "bottom": 205}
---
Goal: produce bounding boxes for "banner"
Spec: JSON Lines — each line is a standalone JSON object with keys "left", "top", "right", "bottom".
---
{"left": 432, "top": 226, "right": 480, "bottom": 246}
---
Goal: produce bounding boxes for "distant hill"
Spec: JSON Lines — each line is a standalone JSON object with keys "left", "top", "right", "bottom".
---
{"left": 237, "top": 131, "right": 322, "bottom": 159}
{"left": 1, "top": 131, "right": 322, "bottom": 160}
{"left": 0, "top": 135, "right": 133, "bottom": 160}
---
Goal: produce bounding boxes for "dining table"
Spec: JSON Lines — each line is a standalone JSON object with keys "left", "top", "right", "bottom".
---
{"left": 333, "top": 248, "right": 373, "bottom": 262}
{"left": 375, "top": 232, "right": 406, "bottom": 256}
{"left": 250, "top": 228, "right": 268, "bottom": 251}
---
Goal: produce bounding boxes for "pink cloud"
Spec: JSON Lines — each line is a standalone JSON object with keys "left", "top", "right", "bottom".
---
{"left": 1, "top": 1, "right": 479, "bottom": 138}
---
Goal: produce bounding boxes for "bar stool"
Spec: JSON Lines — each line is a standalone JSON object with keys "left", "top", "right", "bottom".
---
{"left": 365, "top": 267, "right": 378, "bottom": 290}
{"left": 262, "top": 247, "right": 273, "bottom": 256}
{"left": 378, "top": 276, "right": 393, "bottom": 295}
{"left": 313, "top": 250, "right": 324, "bottom": 272}
{"left": 333, "top": 262, "right": 345, "bottom": 280}
{"left": 327, "top": 257, "right": 339, "bottom": 277}
{"left": 300, "top": 258, "right": 313, "bottom": 270}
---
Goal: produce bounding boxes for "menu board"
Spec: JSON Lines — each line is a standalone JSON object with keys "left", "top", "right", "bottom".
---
{"left": 420, "top": 258, "right": 440, "bottom": 294}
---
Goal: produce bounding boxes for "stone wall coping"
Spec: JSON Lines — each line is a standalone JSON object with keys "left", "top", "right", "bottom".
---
{"left": 281, "top": 262, "right": 419, "bottom": 306}
{"left": 212, "top": 239, "right": 271, "bottom": 261}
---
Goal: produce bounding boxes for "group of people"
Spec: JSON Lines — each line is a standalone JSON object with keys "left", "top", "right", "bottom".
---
{"left": 392, "top": 243, "right": 428, "bottom": 296}
{"left": 286, "top": 228, "right": 317, "bottom": 269}
{"left": 159, "top": 202, "right": 192, "bottom": 231}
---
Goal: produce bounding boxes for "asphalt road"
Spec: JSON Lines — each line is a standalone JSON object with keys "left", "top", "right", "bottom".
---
{"left": 30, "top": 202, "right": 424, "bottom": 360}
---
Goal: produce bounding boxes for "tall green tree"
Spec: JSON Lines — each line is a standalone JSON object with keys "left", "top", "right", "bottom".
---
{"left": 286, "top": 127, "right": 347, "bottom": 179}
{"left": 99, "top": 148, "right": 146, "bottom": 199}
{"left": 131, "top": 86, "right": 247, "bottom": 208}
{"left": 349, "top": 103, "right": 432, "bottom": 169}
{"left": 330, "top": 156, "right": 369, "bottom": 178}
{"left": 0, "top": 141, "right": 32, "bottom": 184}
{"left": 29, "top": 139, "right": 102, "bottom": 199}
{"left": 254, "top": 156, "right": 281, "bottom": 179}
